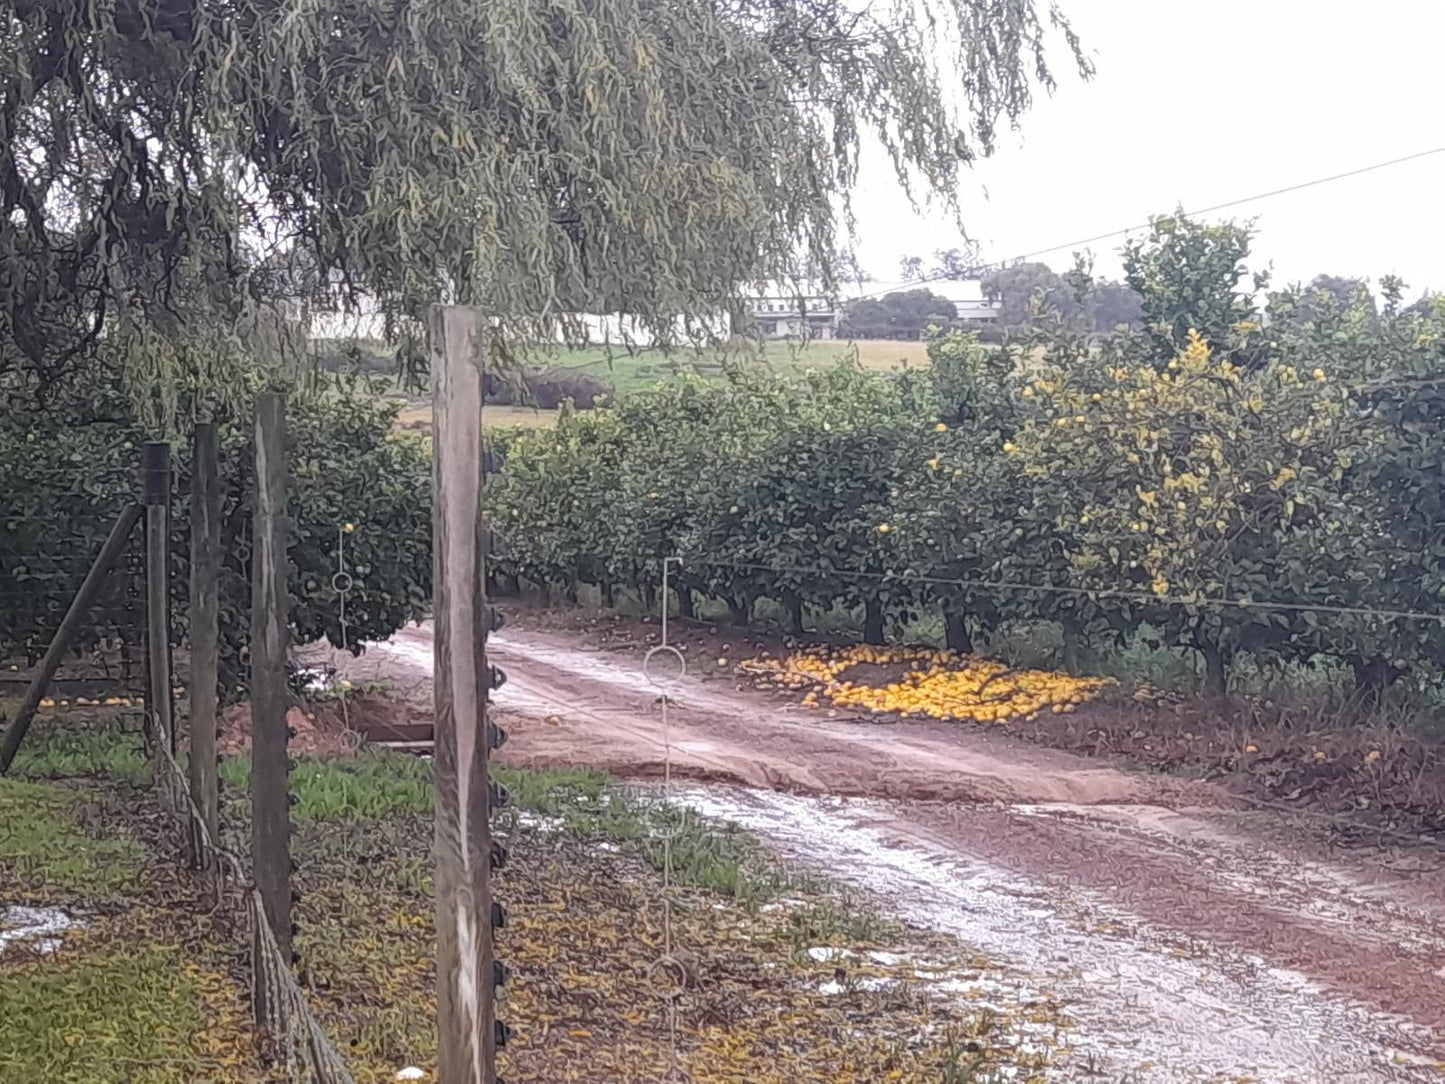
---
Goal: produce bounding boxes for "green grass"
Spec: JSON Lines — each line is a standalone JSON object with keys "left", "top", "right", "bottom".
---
{"left": 9, "top": 720, "right": 874, "bottom": 934}
{"left": 0, "top": 776, "right": 142, "bottom": 892}
{"left": 383, "top": 339, "right": 934, "bottom": 432}
{"left": 490, "top": 764, "right": 807, "bottom": 905}
{"left": 216, "top": 748, "right": 820, "bottom": 908}
{"left": 0, "top": 945, "right": 218, "bottom": 1083}
{"left": 539, "top": 339, "right": 929, "bottom": 395}
{"left": 9, "top": 721, "right": 149, "bottom": 784}
{"left": 219, "top": 750, "right": 434, "bottom": 821}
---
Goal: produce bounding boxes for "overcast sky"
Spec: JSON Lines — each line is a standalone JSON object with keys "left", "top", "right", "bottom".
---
{"left": 846, "top": 0, "right": 1445, "bottom": 299}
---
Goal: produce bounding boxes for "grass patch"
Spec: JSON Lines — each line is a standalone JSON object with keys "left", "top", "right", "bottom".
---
{"left": 0, "top": 777, "right": 142, "bottom": 893}
{"left": 219, "top": 749, "right": 434, "bottom": 821}
{"left": 8, "top": 719, "right": 149, "bottom": 784}
{"left": 493, "top": 763, "right": 609, "bottom": 813}
{"left": 391, "top": 340, "right": 931, "bottom": 432}
{"left": 0, "top": 944, "right": 238, "bottom": 1083}
{"left": 219, "top": 748, "right": 822, "bottom": 908}
{"left": 492, "top": 765, "right": 807, "bottom": 906}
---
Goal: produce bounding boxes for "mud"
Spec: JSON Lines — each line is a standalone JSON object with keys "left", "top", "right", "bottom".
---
{"left": 334, "top": 621, "right": 1445, "bottom": 1079}
{"left": 355, "top": 625, "right": 1217, "bottom": 808}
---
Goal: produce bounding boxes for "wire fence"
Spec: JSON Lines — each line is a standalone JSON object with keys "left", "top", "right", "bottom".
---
{"left": 151, "top": 655, "right": 356, "bottom": 1084}
{"left": 1, "top": 444, "right": 358, "bottom": 1083}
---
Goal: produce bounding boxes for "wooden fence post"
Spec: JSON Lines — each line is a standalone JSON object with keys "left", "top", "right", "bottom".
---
{"left": 188, "top": 423, "right": 221, "bottom": 866}
{"left": 251, "top": 392, "right": 292, "bottom": 1022}
{"left": 0, "top": 505, "right": 143, "bottom": 774}
{"left": 143, "top": 442, "right": 174, "bottom": 755}
{"left": 430, "top": 305, "right": 499, "bottom": 1083}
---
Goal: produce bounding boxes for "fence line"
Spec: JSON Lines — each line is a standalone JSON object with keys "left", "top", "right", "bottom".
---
{"left": 151, "top": 714, "right": 355, "bottom": 1084}
{"left": 670, "top": 557, "right": 1445, "bottom": 627}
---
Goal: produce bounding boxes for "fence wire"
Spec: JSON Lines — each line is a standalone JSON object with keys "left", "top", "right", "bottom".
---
{"left": 150, "top": 714, "right": 355, "bottom": 1084}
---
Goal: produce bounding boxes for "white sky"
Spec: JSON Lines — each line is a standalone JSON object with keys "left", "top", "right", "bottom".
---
{"left": 846, "top": 0, "right": 1445, "bottom": 299}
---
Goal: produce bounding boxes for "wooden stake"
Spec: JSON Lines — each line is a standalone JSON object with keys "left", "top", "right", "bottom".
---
{"left": 251, "top": 392, "right": 292, "bottom": 1021}
{"left": 143, "top": 442, "right": 174, "bottom": 756}
{"left": 429, "top": 305, "right": 497, "bottom": 1083}
{"left": 188, "top": 423, "right": 221, "bottom": 866}
{"left": 0, "top": 505, "right": 142, "bottom": 774}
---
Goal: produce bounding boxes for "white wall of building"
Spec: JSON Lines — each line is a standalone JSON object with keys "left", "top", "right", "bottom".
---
{"left": 307, "top": 298, "right": 729, "bottom": 347}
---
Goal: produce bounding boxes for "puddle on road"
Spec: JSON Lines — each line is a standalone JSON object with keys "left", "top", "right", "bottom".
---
{"left": 671, "top": 785, "right": 1440, "bottom": 1083}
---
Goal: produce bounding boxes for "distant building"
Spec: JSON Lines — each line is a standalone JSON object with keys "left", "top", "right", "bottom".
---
{"left": 931, "top": 278, "right": 1001, "bottom": 325}
{"left": 740, "top": 287, "right": 840, "bottom": 340}
{"left": 304, "top": 293, "right": 729, "bottom": 347}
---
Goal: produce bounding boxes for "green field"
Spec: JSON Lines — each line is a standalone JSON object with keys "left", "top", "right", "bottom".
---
{"left": 536, "top": 338, "right": 930, "bottom": 395}
{"left": 384, "top": 338, "right": 932, "bottom": 430}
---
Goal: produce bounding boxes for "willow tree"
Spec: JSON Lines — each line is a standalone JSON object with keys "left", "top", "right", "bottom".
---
{"left": 2, "top": 0, "right": 1089, "bottom": 409}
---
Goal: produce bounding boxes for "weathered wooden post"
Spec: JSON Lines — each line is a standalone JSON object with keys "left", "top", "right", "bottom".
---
{"left": 251, "top": 392, "right": 292, "bottom": 1022}
{"left": 143, "top": 441, "right": 174, "bottom": 754}
{"left": 430, "top": 306, "right": 507, "bottom": 1083}
{"left": 188, "top": 423, "right": 221, "bottom": 866}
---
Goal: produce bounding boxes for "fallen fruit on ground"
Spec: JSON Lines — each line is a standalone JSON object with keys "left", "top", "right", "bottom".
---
{"left": 742, "top": 645, "right": 1113, "bottom": 724}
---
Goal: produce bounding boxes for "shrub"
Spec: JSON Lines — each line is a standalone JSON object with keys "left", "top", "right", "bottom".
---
{"left": 0, "top": 379, "right": 432, "bottom": 695}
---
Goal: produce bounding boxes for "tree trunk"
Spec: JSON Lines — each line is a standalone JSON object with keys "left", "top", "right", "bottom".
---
{"left": 729, "top": 595, "right": 750, "bottom": 625}
{"left": 942, "top": 604, "right": 972, "bottom": 653}
{"left": 1351, "top": 657, "right": 1401, "bottom": 701}
{"left": 676, "top": 587, "right": 695, "bottom": 621}
{"left": 1061, "top": 619, "right": 1084, "bottom": 673}
{"left": 783, "top": 590, "right": 804, "bottom": 636}
{"left": 601, "top": 578, "right": 616, "bottom": 608}
{"left": 1201, "top": 642, "right": 1228, "bottom": 697}
{"left": 863, "top": 599, "right": 885, "bottom": 645}
{"left": 642, "top": 583, "right": 657, "bottom": 616}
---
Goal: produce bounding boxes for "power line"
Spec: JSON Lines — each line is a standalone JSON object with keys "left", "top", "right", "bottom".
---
{"left": 1001, "top": 146, "right": 1445, "bottom": 266}
{"left": 845, "top": 145, "right": 1445, "bottom": 301}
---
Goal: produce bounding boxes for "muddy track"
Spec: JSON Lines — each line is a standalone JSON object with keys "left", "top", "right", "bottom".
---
{"left": 345, "top": 623, "right": 1445, "bottom": 1080}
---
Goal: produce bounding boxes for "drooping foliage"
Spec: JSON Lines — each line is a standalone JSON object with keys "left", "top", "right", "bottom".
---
{"left": 2, "top": 0, "right": 1090, "bottom": 414}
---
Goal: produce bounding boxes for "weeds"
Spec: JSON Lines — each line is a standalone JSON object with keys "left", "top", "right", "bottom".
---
{"left": 0, "top": 777, "right": 142, "bottom": 893}
{"left": 219, "top": 749, "right": 433, "bottom": 821}
{"left": 8, "top": 719, "right": 148, "bottom": 784}
{"left": 0, "top": 945, "right": 222, "bottom": 1082}
{"left": 783, "top": 890, "right": 894, "bottom": 956}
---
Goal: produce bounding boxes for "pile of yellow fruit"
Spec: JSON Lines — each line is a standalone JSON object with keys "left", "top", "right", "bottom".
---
{"left": 744, "top": 644, "right": 1113, "bottom": 724}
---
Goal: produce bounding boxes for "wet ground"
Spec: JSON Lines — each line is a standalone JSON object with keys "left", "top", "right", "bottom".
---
{"left": 327, "top": 622, "right": 1445, "bottom": 1081}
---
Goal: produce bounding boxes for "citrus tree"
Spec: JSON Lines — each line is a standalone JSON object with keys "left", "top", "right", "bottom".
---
{"left": 0, "top": 380, "right": 432, "bottom": 694}
{"left": 1009, "top": 328, "right": 1367, "bottom": 693}
{"left": 488, "top": 406, "right": 629, "bottom": 602}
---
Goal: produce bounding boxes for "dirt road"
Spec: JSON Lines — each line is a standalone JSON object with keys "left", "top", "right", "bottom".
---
{"left": 354, "top": 623, "right": 1445, "bottom": 1081}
